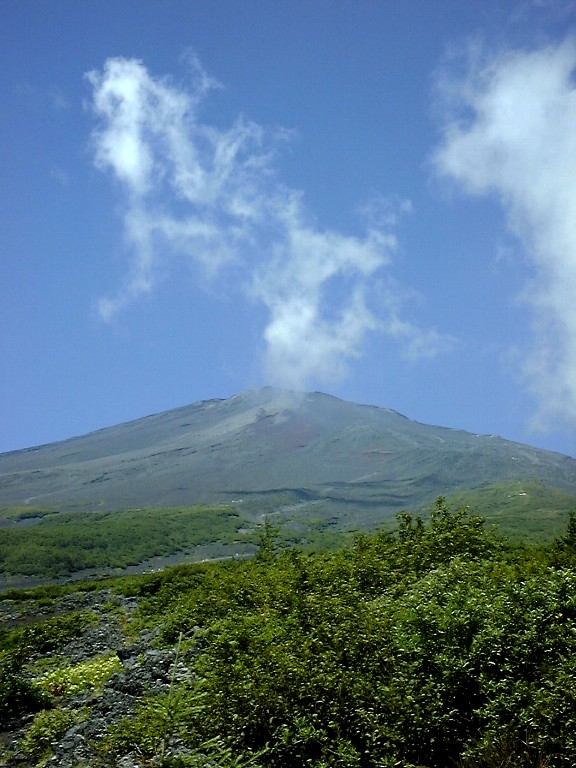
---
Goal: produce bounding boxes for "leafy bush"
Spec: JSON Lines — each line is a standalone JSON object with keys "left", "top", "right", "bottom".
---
{"left": 129, "top": 500, "right": 576, "bottom": 767}
{"left": 102, "top": 693, "right": 266, "bottom": 768}
{"left": 0, "top": 650, "right": 47, "bottom": 720}
{"left": 101, "top": 686, "right": 196, "bottom": 759}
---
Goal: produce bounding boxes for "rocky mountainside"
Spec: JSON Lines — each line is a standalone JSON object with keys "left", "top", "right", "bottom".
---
{"left": 0, "top": 587, "right": 200, "bottom": 767}
{"left": 1, "top": 388, "right": 575, "bottom": 522}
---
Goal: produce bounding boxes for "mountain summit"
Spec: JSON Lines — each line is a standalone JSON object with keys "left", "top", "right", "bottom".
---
{"left": 1, "top": 388, "right": 574, "bottom": 522}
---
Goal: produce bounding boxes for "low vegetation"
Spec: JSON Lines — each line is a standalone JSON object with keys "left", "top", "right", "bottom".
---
{"left": 0, "top": 505, "right": 247, "bottom": 578}
{"left": 35, "top": 652, "right": 122, "bottom": 696}
{"left": 445, "top": 479, "right": 576, "bottom": 542}
{"left": 18, "top": 706, "right": 86, "bottom": 763}
{"left": 1, "top": 501, "right": 576, "bottom": 766}
{"left": 3, "top": 483, "right": 576, "bottom": 585}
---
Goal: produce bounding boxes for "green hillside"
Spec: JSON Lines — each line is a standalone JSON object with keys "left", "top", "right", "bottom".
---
{"left": 0, "top": 505, "right": 255, "bottom": 587}
{"left": 445, "top": 480, "right": 576, "bottom": 542}
{"left": 2, "top": 501, "right": 576, "bottom": 767}
{"left": 2, "top": 478, "right": 575, "bottom": 586}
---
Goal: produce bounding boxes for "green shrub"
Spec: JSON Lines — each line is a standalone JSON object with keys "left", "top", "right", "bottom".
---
{"left": 0, "top": 610, "right": 96, "bottom": 657}
{"left": 5, "top": 498, "right": 576, "bottom": 767}
{"left": 102, "top": 695, "right": 266, "bottom": 767}
{"left": 100, "top": 680, "right": 207, "bottom": 759}
{"left": 19, "top": 706, "right": 84, "bottom": 763}
{"left": 0, "top": 650, "right": 47, "bottom": 719}
{"left": 145, "top": 502, "right": 573, "bottom": 767}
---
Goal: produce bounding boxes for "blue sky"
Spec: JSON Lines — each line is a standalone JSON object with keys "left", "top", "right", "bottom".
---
{"left": 2, "top": 0, "right": 576, "bottom": 457}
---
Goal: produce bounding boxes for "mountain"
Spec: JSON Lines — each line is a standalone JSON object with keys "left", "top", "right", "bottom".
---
{"left": 1, "top": 388, "right": 575, "bottom": 528}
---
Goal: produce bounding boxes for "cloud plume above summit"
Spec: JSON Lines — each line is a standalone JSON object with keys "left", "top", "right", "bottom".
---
{"left": 87, "top": 55, "right": 448, "bottom": 390}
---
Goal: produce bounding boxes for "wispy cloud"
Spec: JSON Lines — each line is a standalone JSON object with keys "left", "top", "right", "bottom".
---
{"left": 87, "top": 55, "right": 449, "bottom": 389}
{"left": 15, "top": 82, "right": 70, "bottom": 112}
{"left": 433, "top": 37, "right": 576, "bottom": 429}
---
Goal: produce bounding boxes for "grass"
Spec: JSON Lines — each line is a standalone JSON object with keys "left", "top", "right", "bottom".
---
{"left": 19, "top": 706, "right": 86, "bottom": 764}
{"left": 0, "top": 505, "right": 61, "bottom": 521}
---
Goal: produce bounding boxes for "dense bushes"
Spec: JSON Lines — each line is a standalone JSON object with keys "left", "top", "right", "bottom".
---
{"left": 0, "top": 649, "right": 48, "bottom": 720}
{"left": 116, "top": 501, "right": 576, "bottom": 767}
{"left": 3, "top": 500, "right": 576, "bottom": 766}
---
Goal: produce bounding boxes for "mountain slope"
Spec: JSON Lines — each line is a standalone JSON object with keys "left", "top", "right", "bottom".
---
{"left": 1, "top": 388, "right": 574, "bottom": 526}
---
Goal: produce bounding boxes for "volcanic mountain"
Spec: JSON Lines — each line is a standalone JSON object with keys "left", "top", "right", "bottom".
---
{"left": 1, "top": 388, "right": 574, "bottom": 527}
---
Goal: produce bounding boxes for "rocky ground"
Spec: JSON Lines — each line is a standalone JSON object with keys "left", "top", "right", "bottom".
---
{"left": 0, "top": 589, "right": 201, "bottom": 767}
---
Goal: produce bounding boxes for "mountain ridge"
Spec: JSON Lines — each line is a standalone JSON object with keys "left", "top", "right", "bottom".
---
{"left": 1, "top": 388, "right": 574, "bottom": 525}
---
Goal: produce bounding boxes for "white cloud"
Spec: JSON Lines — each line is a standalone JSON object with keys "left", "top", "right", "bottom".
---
{"left": 87, "top": 55, "right": 449, "bottom": 390}
{"left": 433, "top": 37, "right": 576, "bottom": 429}
{"left": 250, "top": 197, "right": 392, "bottom": 389}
